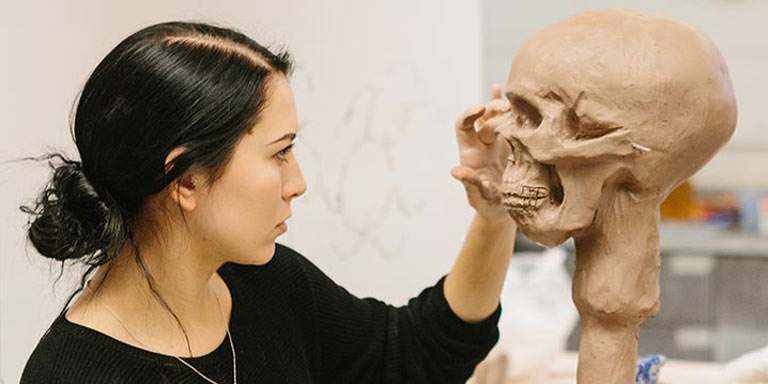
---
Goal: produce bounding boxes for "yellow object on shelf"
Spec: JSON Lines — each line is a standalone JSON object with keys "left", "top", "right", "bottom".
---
{"left": 661, "top": 181, "right": 697, "bottom": 220}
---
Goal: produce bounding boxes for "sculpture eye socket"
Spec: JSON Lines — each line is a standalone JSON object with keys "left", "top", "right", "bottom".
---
{"left": 511, "top": 97, "right": 542, "bottom": 130}
{"left": 566, "top": 109, "right": 623, "bottom": 140}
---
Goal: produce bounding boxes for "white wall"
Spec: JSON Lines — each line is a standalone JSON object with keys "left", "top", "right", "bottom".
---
{"left": 482, "top": 0, "right": 768, "bottom": 191}
{"left": 0, "top": 1, "right": 483, "bottom": 382}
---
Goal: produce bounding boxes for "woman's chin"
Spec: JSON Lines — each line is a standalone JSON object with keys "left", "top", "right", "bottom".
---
{"left": 229, "top": 243, "right": 276, "bottom": 266}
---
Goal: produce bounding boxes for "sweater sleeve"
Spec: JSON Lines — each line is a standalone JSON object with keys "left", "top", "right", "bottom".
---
{"left": 287, "top": 246, "right": 502, "bottom": 384}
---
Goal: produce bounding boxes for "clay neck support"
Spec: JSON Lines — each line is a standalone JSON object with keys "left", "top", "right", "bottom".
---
{"left": 571, "top": 188, "right": 662, "bottom": 384}
{"left": 572, "top": 187, "right": 661, "bottom": 321}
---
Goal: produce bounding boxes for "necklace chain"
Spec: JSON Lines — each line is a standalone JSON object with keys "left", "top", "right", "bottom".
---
{"left": 85, "top": 282, "right": 237, "bottom": 384}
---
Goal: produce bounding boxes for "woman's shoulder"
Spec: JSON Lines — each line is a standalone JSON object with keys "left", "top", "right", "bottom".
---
{"left": 21, "top": 314, "right": 167, "bottom": 383}
{"left": 21, "top": 319, "right": 72, "bottom": 382}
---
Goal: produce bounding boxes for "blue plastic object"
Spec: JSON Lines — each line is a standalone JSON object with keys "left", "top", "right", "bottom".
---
{"left": 636, "top": 354, "right": 666, "bottom": 384}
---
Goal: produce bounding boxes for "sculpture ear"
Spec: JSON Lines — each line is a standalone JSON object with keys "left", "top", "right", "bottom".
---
{"left": 581, "top": 128, "right": 637, "bottom": 158}
{"left": 558, "top": 127, "right": 639, "bottom": 161}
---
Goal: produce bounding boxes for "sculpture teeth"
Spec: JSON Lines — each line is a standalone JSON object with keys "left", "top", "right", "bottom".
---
{"left": 518, "top": 185, "right": 549, "bottom": 198}
{"left": 502, "top": 185, "right": 549, "bottom": 199}
{"left": 502, "top": 185, "right": 550, "bottom": 212}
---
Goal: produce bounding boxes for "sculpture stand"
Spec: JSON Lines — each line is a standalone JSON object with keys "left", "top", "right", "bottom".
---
{"left": 572, "top": 190, "right": 661, "bottom": 383}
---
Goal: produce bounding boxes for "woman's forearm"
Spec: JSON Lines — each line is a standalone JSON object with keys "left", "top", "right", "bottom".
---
{"left": 444, "top": 212, "right": 516, "bottom": 323}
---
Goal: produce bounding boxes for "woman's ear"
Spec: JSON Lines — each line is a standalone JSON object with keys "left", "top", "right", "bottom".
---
{"left": 164, "top": 147, "right": 202, "bottom": 212}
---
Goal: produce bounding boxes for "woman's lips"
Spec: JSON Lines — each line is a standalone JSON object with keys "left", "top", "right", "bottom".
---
{"left": 276, "top": 214, "right": 291, "bottom": 232}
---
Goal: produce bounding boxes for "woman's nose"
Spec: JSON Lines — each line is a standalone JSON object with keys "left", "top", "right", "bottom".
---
{"left": 285, "top": 156, "right": 307, "bottom": 200}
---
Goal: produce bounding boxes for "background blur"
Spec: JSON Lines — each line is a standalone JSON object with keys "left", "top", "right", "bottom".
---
{"left": 1, "top": 0, "right": 766, "bottom": 382}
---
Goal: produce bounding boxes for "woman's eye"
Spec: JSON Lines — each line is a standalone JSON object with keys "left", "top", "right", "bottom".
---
{"left": 275, "top": 143, "right": 294, "bottom": 163}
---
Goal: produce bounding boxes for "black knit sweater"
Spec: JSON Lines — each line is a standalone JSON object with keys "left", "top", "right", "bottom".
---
{"left": 20, "top": 242, "right": 501, "bottom": 383}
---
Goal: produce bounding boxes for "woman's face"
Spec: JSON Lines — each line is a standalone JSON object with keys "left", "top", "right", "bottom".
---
{"left": 189, "top": 75, "right": 306, "bottom": 265}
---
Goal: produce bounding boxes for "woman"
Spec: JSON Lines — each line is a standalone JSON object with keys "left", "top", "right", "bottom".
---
{"left": 19, "top": 20, "right": 515, "bottom": 383}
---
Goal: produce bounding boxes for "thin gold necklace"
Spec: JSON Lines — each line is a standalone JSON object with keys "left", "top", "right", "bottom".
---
{"left": 85, "top": 282, "right": 237, "bottom": 384}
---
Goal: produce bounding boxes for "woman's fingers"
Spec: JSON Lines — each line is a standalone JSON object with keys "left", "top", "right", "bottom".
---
{"left": 455, "top": 105, "right": 486, "bottom": 146}
{"left": 487, "top": 83, "right": 511, "bottom": 114}
{"left": 486, "top": 98, "right": 511, "bottom": 114}
{"left": 476, "top": 110, "right": 509, "bottom": 144}
{"left": 490, "top": 84, "right": 510, "bottom": 107}
{"left": 475, "top": 85, "right": 511, "bottom": 145}
{"left": 456, "top": 105, "right": 485, "bottom": 132}
{"left": 477, "top": 120, "right": 499, "bottom": 145}
{"left": 491, "top": 84, "right": 503, "bottom": 100}
{"left": 456, "top": 85, "right": 511, "bottom": 146}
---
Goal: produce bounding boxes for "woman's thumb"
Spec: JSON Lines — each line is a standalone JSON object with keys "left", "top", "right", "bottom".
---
{"left": 451, "top": 166, "right": 482, "bottom": 190}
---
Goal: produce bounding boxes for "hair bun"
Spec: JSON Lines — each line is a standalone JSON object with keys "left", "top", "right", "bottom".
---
{"left": 20, "top": 153, "right": 127, "bottom": 263}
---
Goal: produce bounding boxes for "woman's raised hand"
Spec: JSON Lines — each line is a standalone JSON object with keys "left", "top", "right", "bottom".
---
{"left": 451, "top": 84, "right": 513, "bottom": 224}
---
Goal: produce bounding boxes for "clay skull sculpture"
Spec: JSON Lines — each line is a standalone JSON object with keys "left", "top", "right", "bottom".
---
{"left": 495, "top": 9, "right": 737, "bottom": 384}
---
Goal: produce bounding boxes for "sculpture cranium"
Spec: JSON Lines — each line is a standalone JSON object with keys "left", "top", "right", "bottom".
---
{"left": 497, "top": 9, "right": 737, "bottom": 248}
{"left": 494, "top": 9, "right": 737, "bottom": 383}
